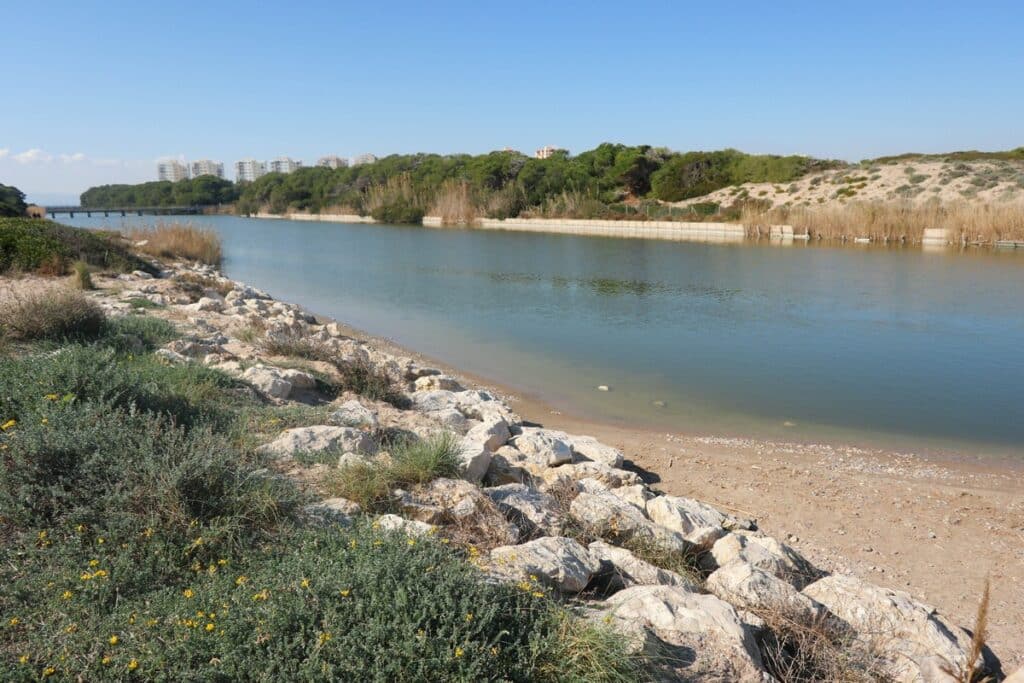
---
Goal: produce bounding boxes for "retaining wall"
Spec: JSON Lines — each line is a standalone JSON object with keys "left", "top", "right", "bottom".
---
{"left": 423, "top": 216, "right": 750, "bottom": 243}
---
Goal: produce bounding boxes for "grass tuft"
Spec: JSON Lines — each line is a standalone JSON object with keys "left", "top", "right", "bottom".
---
{"left": 71, "top": 260, "right": 93, "bottom": 290}
{"left": 128, "top": 223, "right": 222, "bottom": 265}
{"left": 0, "top": 289, "right": 106, "bottom": 342}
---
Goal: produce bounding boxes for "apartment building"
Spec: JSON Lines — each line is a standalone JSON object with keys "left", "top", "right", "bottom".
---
{"left": 268, "top": 156, "right": 303, "bottom": 174}
{"left": 317, "top": 155, "right": 349, "bottom": 169}
{"left": 234, "top": 158, "right": 267, "bottom": 182}
{"left": 535, "top": 145, "right": 564, "bottom": 160}
{"left": 351, "top": 153, "right": 377, "bottom": 166}
{"left": 157, "top": 160, "right": 189, "bottom": 182}
{"left": 190, "top": 159, "right": 225, "bottom": 178}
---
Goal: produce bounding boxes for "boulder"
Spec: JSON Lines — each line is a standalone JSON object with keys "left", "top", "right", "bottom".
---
{"left": 540, "top": 461, "right": 643, "bottom": 490}
{"left": 330, "top": 400, "right": 379, "bottom": 430}
{"left": 280, "top": 368, "right": 317, "bottom": 390}
{"left": 465, "top": 417, "right": 511, "bottom": 452}
{"left": 242, "top": 364, "right": 293, "bottom": 399}
{"left": 706, "top": 561, "right": 825, "bottom": 621}
{"left": 188, "top": 296, "right": 224, "bottom": 313}
{"left": 414, "top": 375, "right": 464, "bottom": 392}
{"left": 802, "top": 574, "right": 986, "bottom": 683}
{"left": 154, "top": 348, "right": 188, "bottom": 365}
{"left": 489, "top": 537, "right": 601, "bottom": 594}
{"left": 567, "top": 435, "right": 624, "bottom": 468}
{"left": 569, "top": 491, "right": 690, "bottom": 554}
{"left": 412, "top": 390, "right": 461, "bottom": 413}
{"left": 457, "top": 423, "right": 501, "bottom": 484}
{"left": 647, "top": 495, "right": 731, "bottom": 551}
{"left": 603, "top": 585, "right": 766, "bottom": 681}
{"left": 303, "top": 497, "right": 360, "bottom": 525}
{"left": 258, "top": 426, "right": 377, "bottom": 459}
{"left": 485, "top": 484, "right": 563, "bottom": 536}
{"left": 411, "top": 478, "right": 519, "bottom": 544}
{"left": 513, "top": 427, "right": 574, "bottom": 466}
{"left": 707, "top": 531, "right": 818, "bottom": 588}
{"left": 427, "top": 407, "right": 469, "bottom": 432}
{"left": 608, "top": 484, "right": 654, "bottom": 511}
{"left": 484, "top": 446, "right": 532, "bottom": 485}
{"left": 374, "top": 514, "right": 435, "bottom": 537}
{"left": 588, "top": 541, "right": 699, "bottom": 591}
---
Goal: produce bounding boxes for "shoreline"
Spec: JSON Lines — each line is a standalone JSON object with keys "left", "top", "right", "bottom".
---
{"left": 298, "top": 307, "right": 1024, "bottom": 668}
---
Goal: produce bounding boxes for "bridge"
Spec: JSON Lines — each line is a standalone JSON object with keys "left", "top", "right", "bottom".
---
{"left": 46, "top": 205, "right": 203, "bottom": 218}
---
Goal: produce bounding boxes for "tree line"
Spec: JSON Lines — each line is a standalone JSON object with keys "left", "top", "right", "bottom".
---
{"left": 80, "top": 176, "right": 240, "bottom": 208}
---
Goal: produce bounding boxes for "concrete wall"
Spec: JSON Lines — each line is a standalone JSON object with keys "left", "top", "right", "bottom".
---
{"left": 423, "top": 215, "right": 748, "bottom": 243}
{"left": 253, "top": 212, "right": 376, "bottom": 224}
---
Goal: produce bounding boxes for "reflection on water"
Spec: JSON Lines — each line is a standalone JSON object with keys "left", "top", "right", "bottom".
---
{"left": 63, "top": 214, "right": 1024, "bottom": 459}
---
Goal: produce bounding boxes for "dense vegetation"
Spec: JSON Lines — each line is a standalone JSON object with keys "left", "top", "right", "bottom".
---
{"left": 80, "top": 175, "right": 240, "bottom": 208}
{"left": 0, "top": 183, "right": 28, "bottom": 217}
{"left": 868, "top": 146, "right": 1024, "bottom": 164}
{"left": 76, "top": 145, "right": 835, "bottom": 221}
{"left": 0, "top": 217, "right": 153, "bottom": 274}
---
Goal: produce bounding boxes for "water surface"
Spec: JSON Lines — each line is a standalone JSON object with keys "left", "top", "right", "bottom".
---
{"left": 65, "top": 215, "right": 1024, "bottom": 459}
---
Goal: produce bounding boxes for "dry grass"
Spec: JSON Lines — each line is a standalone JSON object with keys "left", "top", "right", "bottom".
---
{"left": 363, "top": 174, "right": 428, "bottom": 213}
{"left": 71, "top": 260, "right": 94, "bottom": 290}
{"left": 127, "top": 223, "right": 222, "bottom": 265}
{"left": 944, "top": 579, "right": 994, "bottom": 683}
{"left": 0, "top": 288, "right": 106, "bottom": 341}
{"left": 742, "top": 200, "right": 1024, "bottom": 243}
{"left": 429, "top": 179, "right": 478, "bottom": 226}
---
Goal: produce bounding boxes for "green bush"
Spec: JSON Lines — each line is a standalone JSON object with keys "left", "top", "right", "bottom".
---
{"left": 0, "top": 218, "right": 154, "bottom": 274}
{"left": 0, "top": 183, "right": 28, "bottom": 217}
{"left": 71, "top": 261, "right": 94, "bottom": 290}
{"left": 370, "top": 200, "right": 425, "bottom": 225}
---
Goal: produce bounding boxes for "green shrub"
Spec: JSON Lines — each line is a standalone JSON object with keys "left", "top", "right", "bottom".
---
{"left": 370, "top": 200, "right": 425, "bottom": 225}
{"left": 0, "top": 218, "right": 153, "bottom": 274}
{"left": 0, "top": 290, "right": 106, "bottom": 342}
{"left": 71, "top": 261, "right": 94, "bottom": 290}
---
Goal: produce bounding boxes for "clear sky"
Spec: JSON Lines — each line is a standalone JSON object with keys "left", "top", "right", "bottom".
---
{"left": 2, "top": 0, "right": 1022, "bottom": 203}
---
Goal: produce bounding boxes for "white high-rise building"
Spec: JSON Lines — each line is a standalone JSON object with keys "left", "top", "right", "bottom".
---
{"left": 190, "top": 159, "right": 225, "bottom": 178}
{"left": 268, "top": 156, "right": 303, "bottom": 174}
{"left": 535, "top": 145, "right": 563, "bottom": 160}
{"left": 351, "top": 153, "right": 377, "bottom": 166}
{"left": 157, "top": 160, "right": 189, "bottom": 182}
{"left": 317, "top": 155, "right": 349, "bottom": 169}
{"left": 234, "top": 158, "right": 267, "bottom": 182}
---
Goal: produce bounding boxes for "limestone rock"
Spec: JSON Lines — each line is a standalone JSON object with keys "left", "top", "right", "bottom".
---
{"left": 258, "top": 426, "right": 377, "bottom": 459}
{"left": 188, "top": 296, "right": 224, "bottom": 313}
{"left": 608, "top": 484, "right": 654, "bottom": 511}
{"left": 410, "top": 478, "right": 519, "bottom": 544}
{"left": 280, "top": 368, "right": 317, "bottom": 390}
{"left": 465, "top": 417, "right": 511, "bottom": 452}
{"left": 569, "top": 491, "right": 690, "bottom": 554}
{"left": 588, "top": 541, "right": 699, "bottom": 591}
{"left": 489, "top": 537, "right": 600, "bottom": 594}
{"left": 154, "top": 348, "right": 188, "bottom": 365}
{"left": 374, "top": 514, "right": 435, "bottom": 537}
{"left": 708, "top": 531, "right": 818, "bottom": 588}
{"left": 647, "top": 495, "right": 731, "bottom": 551}
{"left": 414, "top": 375, "right": 464, "bottom": 392}
{"left": 485, "top": 484, "right": 563, "bottom": 536}
{"left": 540, "top": 461, "right": 643, "bottom": 490}
{"left": 484, "top": 446, "right": 532, "bottom": 485}
{"left": 706, "top": 561, "right": 825, "bottom": 621}
{"left": 242, "top": 364, "right": 293, "bottom": 399}
{"left": 330, "top": 400, "right": 379, "bottom": 430}
{"left": 567, "top": 434, "right": 624, "bottom": 468}
{"left": 802, "top": 574, "right": 984, "bottom": 683}
{"left": 513, "top": 427, "right": 574, "bottom": 466}
{"left": 603, "top": 585, "right": 766, "bottom": 682}
{"left": 303, "top": 497, "right": 360, "bottom": 525}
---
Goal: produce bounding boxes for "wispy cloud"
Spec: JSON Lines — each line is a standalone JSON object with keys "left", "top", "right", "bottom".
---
{"left": 0, "top": 148, "right": 9, "bottom": 159}
{"left": 59, "top": 152, "right": 87, "bottom": 163}
{"left": 13, "top": 148, "right": 55, "bottom": 164}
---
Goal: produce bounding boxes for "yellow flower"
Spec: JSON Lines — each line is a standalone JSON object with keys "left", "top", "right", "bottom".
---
{"left": 348, "top": 539, "right": 357, "bottom": 549}
{"left": 94, "top": 570, "right": 108, "bottom": 578}
{"left": 128, "top": 614, "right": 135, "bottom": 625}
{"left": 42, "top": 666, "right": 55, "bottom": 677}
{"left": 205, "top": 623, "right": 215, "bottom": 632}
{"left": 40, "top": 418, "right": 48, "bottom": 425}
{"left": 61, "top": 591, "right": 73, "bottom": 600}
{"left": 318, "top": 632, "right": 332, "bottom": 645}
{"left": 465, "top": 613, "right": 474, "bottom": 622}
{"left": 18, "top": 654, "right": 29, "bottom": 664}
{"left": 80, "top": 572, "right": 93, "bottom": 581}
{"left": 208, "top": 612, "right": 216, "bottom": 619}
{"left": 9, "top": 617, "right": 20, "bottom": 625}
{"left": 338, "top": 589, "right": 350, "bottom": 598}
{"left": 38, "top": 530, "right": 47, "bottom": 541}
{"left": 1, "top": 419, "right": 16, "bottom": 431}
{"left": 97, "top": 537, "right": 105, "bottom": 544}
{"left": 142, "top": 528, "right": 153, "bottom": 538}
{"left": 407, "top": 538, "right": 416, "bottom": 546}
{"left": 65, "top": 624, "right": 78, "bottom": 633}
{"left": 490, "top": 646, "right": 500, "bottom": 657}
{"left": 454, "top": 647, "right": 464, "bottom": 659}
{"left": 252, "top": 589, "right": 269, "bottom": 601}
{"left": 532, "top": 591, "right": 545, "bottom": 598}
{"left": 101, "top": 656, "right": 111, "bottom": 666}
{"left": 45, "top": 393, "right": 60, "bottom": 401}
{"left": 300, "top": 578, "right": 310, "bottom": 589}
{"left": 109, "top": 635, "right": 119, "bottom": 646}
{"left": 128, "top": 659, "right": 139, "bottom": 671}
{"left": 235, "top": 575, "right": 247, "bottom": 586}
{"left": 89, "top": 559, "right": 99, "bottom": 567}
{"left": 217, "top": 558, "right": 228, "bottom": 566}
{"left": 75, "top": 524, "right": 86, "bottom": 533}
{"left": 183, "top": 588, "right": 195, "bottom": 599}
{"left": 146, "top": 619, "right": 158, "bottom": 627}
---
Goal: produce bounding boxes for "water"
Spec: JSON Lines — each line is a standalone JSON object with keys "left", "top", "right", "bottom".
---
{"left": 65, "top": 215, "right": 1024, "bottom": 459}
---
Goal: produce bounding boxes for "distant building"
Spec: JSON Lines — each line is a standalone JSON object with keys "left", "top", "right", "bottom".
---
{"left": 190, "top": 159, "right": 225, "bottom": 178}
{"left": 268, "top": 156, "right": 303, "bottom": 174}
{"left": 351, "top": 153, "right": 377, "bottom": 166}
{"left": 157, "top": 160, "right": 189, "bottom": 182}
{"left": 234, "top": 158, "right": 267, "bottom": 182}
{"left": 317, "top": 155, "right": 349, "bottom": 169}
{"left": 535, "top": 146, "right": 564, "bottom": 160}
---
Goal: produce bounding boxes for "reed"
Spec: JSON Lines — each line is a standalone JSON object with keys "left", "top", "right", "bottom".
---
{"left": 127, "top": 223, "right": 222, "bottom": 265}
{"left": 742, "top": 200, "right": 1024, "bottom": 243}
{"left": 429, "top": 179, "right": 478, "bottom": 226}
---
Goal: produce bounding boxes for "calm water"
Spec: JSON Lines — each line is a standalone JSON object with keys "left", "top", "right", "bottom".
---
{"left": 66, "top": 215, "right": 1024, "bottom": 458}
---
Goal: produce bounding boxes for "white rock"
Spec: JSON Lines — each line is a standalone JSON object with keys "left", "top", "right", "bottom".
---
{"left": 567, "top": 434, "right": 624, "bottom": 468}
{"left": 426, "top": 407, "right": 469, "bottom": 432}
{"left": 603, "top": 585, "right": 766, "bottom": 681}
{"left": 541, "top": 461, "right": 643, "bottom": 490}
{"left": 802, "top": 574, "right": 980, "bottom": 683}
{"left": 706, "top": 561, "right": 825, "bottom": 621}
{"left": 608, "top": 484, "right": 654, "bottom": 511}
{"left": 647, "top": 495, "right": 731, "bottom": 551}
{"left": 709, "top": 531, "right": 817, "bottom": 588}
{"left": 131, "top": 270, "right": 154, "bottom": 280}
{"left": 489, "top": 537, "right": 600, "bottom": 594}
{"left": 569, "top": 491, "right": 690, "bottom": 554}
{"left": 258, "top": 426, "right": 377, "bottom": 459}
{"left": 329, "top": 400, "right": 379, "bottom": 430}
{"left": 485, "top": 446, "right": 532, "bottom": 485}
{"left": 154, "top": 348, "right": 188, "bottom": 365}
{"left": 588, "top": 541, "right": 698, "bottom": 590}
{"left": 458, "top": 419, "right": 506, "bottom": 484}
{"left": 412, "top": 390, "right": 461, "bottom": 413}
{"left": 465, "top": 417, "right": 510, "bottom": 452}
{"left": 513, "top": 427, "right": 574, "bottom": 466}
{"left": 188, "top": 296, "right": 224, "bottom": 313}
{"left": 242, "top": 365, "right": 293, "bottom": 399}
{"left": 485, "top": 484, "right": 563, "bottom": 536}
{"left": 280, "top": 368, "right": 317, "bottom": 390}
{"left": 414, "top": 375, "right": 464, "bottom": 392}
{"left": 374, "top": 514, "right": 435, "bottom": 537}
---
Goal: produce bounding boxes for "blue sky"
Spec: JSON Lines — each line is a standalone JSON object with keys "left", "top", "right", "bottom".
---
{"left": 2, "top": 0, "right": 1022, "bottom": 202}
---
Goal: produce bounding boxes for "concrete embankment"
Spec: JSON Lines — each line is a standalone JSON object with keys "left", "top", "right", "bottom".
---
{"left": 423, "top": 215, "right": 750, "bottom": 243}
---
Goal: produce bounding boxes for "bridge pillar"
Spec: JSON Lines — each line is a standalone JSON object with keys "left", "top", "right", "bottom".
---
{"left": 69, "top": 212, "right": 74, "bottom": 218}
{"left": 87, "top": 212, "right": 91, "bottom": 217}
{"left": 137, "top": 210, "right": 143, "bottom": 216}
{"left": 104, "top": 211, "right": 109, "bottom": 217}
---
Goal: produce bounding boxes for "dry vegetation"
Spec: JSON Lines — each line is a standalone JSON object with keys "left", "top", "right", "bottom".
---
{"left": 127, "top": 223, "right": 223, "bottom": 265}
{"left": 0, "top": 288, "right": 106, "bottom": 342}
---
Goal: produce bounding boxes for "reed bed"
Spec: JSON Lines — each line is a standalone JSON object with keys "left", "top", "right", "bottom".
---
{"left": 429, "top": 179, "right": 479, "bottom": 226}
{"left": 127, "top": 223, "right": 222, "bottom": 265}
{"left": 742, "top": 200, "right": 1024, "bottom": 243}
